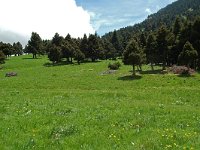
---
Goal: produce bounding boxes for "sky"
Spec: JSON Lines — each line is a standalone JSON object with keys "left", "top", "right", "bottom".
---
{"left": 76, "top": 0, "right": 177, "bottom": 35}
{"left": 0, "top": 0, "right": 176, "bottom": 46}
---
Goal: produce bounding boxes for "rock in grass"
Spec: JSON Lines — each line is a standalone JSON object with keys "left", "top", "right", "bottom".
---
{"left": 5, "top": 72, "right": 17, "bottom": 77}
{"left": 100, "top": 70, "right": 117, "bottom": 75}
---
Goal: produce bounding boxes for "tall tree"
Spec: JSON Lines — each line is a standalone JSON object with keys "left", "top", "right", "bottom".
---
{"left": 48, "top": 44, "right": 62, "bottom": 64}
{"left": 27, "top": 32, "right": 43, "bottom": 58}
{"left": 173, "top": 17, "right": 182, "bottom": 36}
{"left": 80, "top": 34, "right": 88, "bottom": 59}
{"left": 123, "top": 40, "right": 143, "bottom": 76}
{"left": 74, "top": 49, "right": 85, "bottom": 65}
{"left": 191, "top": 17, "right": 200, "bottom": 69}
{"left": 178, "top": 41, "right": 198, "bottom": 69}
{"left": 0, "top": 43, "right": 13, "bottom": 57}
{"left": 52, "top": 33, "right": 64, "bottom": 47}
{"left": 156, "top": 25, "right": 169, "bottom": 70}
{"left": 111, "top": 30, "right": 123, "bottom": 56}
{"left": 88, "top": 33, "right": 100, "bottom": 62}
{"left": 0, "top": 51, "right": 6, "bottom": 64}
{"left": 103, "top": 38, "right": 116, "bottom": 60}
{"left": 146, "top": 34, "right": 158, "bottom": 71}
{"left": 62, "top": 41, "right": 73, "bottom": 63}
{"left": 139, "top": 32, "right": 147, "bottom": 48}
{"left": 13, "top": 42, "right": 23, "bottom": 56}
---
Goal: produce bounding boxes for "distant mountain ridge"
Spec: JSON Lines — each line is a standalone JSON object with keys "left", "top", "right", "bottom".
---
{"left": 102, "top": 0, "right": 200, "bottom": 47}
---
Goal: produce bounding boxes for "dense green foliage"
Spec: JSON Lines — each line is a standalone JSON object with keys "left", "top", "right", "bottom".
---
{"left": 103, "top": 0, "right": 200, "bottom": 70}
{"left": 0, "top": 55, "right": 200, "bottom": 149}
{"left": 108, "top": 61, "right": 121, "bottom": 70}
{"left": 13, "top": 42, "right": 23, "bottom": 56}
{"left": 123, "top": 40, "right": 144, "bottom": 75}
{"left": 0, "top": 50, "right": 5, "bottom": 64}
{"left": 178, "top": 41, "right": 198, "bottom": 67}
{"left": 26, "top": 32, "right": 43, "bottom": 59}
{"left": 0, "top": 42, "right": 22, "bottom": 58}
{"left": 145, "top": 34, "right": 158, "bottom": 71}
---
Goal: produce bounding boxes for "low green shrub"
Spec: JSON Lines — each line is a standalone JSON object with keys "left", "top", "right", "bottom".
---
{"left": 108, "top": 62, "right": 121, "bottom": 70}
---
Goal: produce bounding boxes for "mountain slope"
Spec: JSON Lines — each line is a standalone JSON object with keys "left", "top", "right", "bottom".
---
{"left": 102, "top": 0, "right": 200, "bottom": 48}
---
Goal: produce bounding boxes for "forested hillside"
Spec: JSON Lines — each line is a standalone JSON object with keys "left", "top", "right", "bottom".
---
{"left": 103, "top": 0, "right": 200, "bottom": 46}
{"left": 102, "top": 0, "right": 200, "bottom": 72}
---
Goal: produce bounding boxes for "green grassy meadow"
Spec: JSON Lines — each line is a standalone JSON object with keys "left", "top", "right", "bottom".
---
{"left": 0, "top": 55, "right": 200, "bottom": 149}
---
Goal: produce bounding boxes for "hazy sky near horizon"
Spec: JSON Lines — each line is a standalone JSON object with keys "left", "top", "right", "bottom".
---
{"left": 76, "top": 0, "right": 177, "bottom": 35}
{"left": 0, "top": 0, "right": 176, "bottom": 46}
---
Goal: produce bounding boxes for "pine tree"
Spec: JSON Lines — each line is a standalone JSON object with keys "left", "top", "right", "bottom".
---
{"left": 52, "top": 33, "right": 64, "bottom": 47}
{"left": 178, "top": 41, "right": 198, "bottom": 68}
{"left": 111, "top": 30, "right": 123, "bottom": 56}
{"left": 80, "top": 34, "right": 88, "bottom": 59}
{"left": 0, "top": 51, "right": 5, "bottom": 64}
{"left": 13, "top": 42, "right": 23, "bottom": 56}
{"left": 48, "top": 44, "right": 62, "bottom": 64}
{"left": 191, "top": 17, "right": 200, "bottom": 69}
{"left": 123, "top": 40, "right": 143, "bottom": 76}
{"left": 88, "top": 34, "right": 100, "bottom": 62}
{"left": 139, "top": 32, "right": 147, "bottom": 48}
{"left": 62, "top": 34, "right": 75, "bottom": 63}
{"left": 156, "top": 25, "right": 169, "bottom": 70}
{"left": 173, "top": 17, "right": 182, "bottom": 36}
{"left": 103, "top": 38, "right": 116, "bottom": 60}
{"left": 146, "top": 34, "right": 158, "bottom": 71}
{"left": 27, "top": 32, "right": 43, "bottom": 58}
{"left": 74, "top": 49, "right": 85, "bottom": 65}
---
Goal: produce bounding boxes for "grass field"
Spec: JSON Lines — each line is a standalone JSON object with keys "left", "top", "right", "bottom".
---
{"left": 0, "top": 55, "right": 200, "bottom": 149}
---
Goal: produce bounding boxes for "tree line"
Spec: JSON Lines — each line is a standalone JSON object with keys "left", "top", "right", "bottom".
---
{"left": 23, "top": 32, "right": 118, "bottom": 64}
{"left": 1, "top": 16, "right": 200, "bottom": 77}
{"left": 0, "top": 42, "right": 23, "bottom": 64}
{"left": 122, "top": 16, "right": 200, "bottom": 75}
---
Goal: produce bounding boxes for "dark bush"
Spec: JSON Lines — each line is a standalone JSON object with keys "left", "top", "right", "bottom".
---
{"left": 170, "top": 65, "right": 195, "bottom": 75}
{"left": 108, "top": 62, "right": 121, "bottom": 70}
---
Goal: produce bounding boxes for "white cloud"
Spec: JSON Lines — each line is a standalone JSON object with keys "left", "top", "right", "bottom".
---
{"left": 0, "top": 0, "right": 95, "bottom": 44}
{"left": 145, "top": 8, "right": 152, "bottom": 14}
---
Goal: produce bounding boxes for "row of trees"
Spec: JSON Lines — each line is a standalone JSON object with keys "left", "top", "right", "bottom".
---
{"left": 0, "top": 42, "right": 23, "bottom": 57}
{"left": 0, "top": 30, "right": 119, "bottom": 65}
{"left": 0, "top": 41, "right": 23, "bottom": 64}
{"left": 1, "top": 17, "right": 199, "bottom": 76}
{"left": 122, "top": 16, "right": 200, "bottom": 75}
{"left": 25, "top": 32, "right": 120, "bottom": 64}
{"left": 25, "top": 32, "right": 95, "bottom": 64}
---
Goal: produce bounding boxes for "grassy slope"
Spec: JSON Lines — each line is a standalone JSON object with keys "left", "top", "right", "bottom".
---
{"left": 0, "top": 55, "right": 200, "bottom": 149}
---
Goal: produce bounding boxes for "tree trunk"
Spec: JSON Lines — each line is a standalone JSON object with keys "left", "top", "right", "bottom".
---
{"left": 33, "top": 54, "right": 37, "bottom": 59}
{"left": 70, "top": 57, "right": 73, "bottom": 63}
{"left": 139, "top": 65, "right": 142, "bottom": 71}
{"left": 162, "top": 60, "right": 166, "bottom": 70}
{"left": 132, "top": 64, "right": 136, "bottom": 76}
{"left": 151, "top": 63, "right": 154, "bottom": 71}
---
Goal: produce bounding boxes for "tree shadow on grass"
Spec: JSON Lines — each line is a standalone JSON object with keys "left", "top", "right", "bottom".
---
{"left": 22, "top": 57, "right": 42, "bottom": 60}
{"left": 43, "top": 62, "right": 73, "bottom": 67}
{"left": 81, "top": 60, "right": 101, "bottom": 64}
{"left": 118, "top": 75, "right": 142, "bottom": 81}
{"left": 44, "top": 60, "right": 101, "bottom": 67}
{"left": 140, "top": 69, "right": 163, "bottom": 75}
{"left": 178, "top": 74, "right": 195, "bottom": 78}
